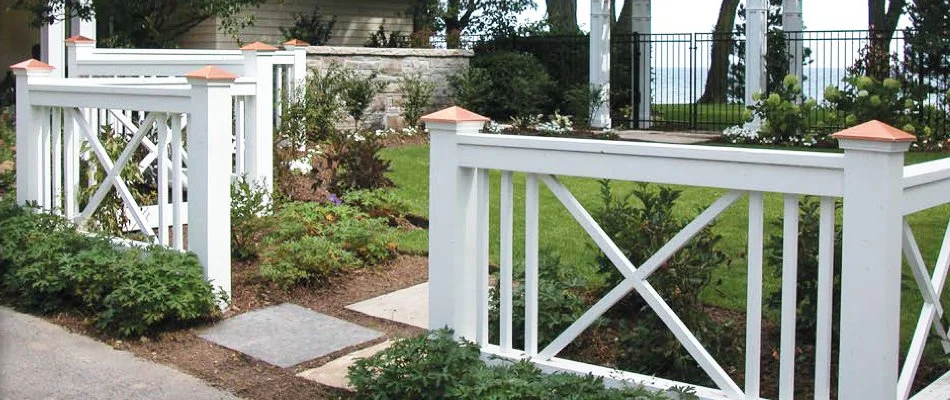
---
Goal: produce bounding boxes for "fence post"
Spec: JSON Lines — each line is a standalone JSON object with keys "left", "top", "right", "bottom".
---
{"left": 833, "top": 120, "right": 915, "bottom": 400}
{"left": 282, "top": 39, "right": 310, "bottom": 91}
{"left": 422, "top": 106, "right": 489, "bottom": 340}
{"left": 64, "top": 35, "right": 96, "bottom": 78}
{"left": 241, "top": 42, "right": 277, "bottom": 192}
{"left": 589, "top": 0, "right": 611, "bottom": 129}
{"left": 185, "top": 66, "right": 237, "bottom": 307}
{"left": 11, "top": 60, "right": 54, "bottom": 207}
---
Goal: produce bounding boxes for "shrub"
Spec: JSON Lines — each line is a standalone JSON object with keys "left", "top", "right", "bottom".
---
{"left": 342, "top": 72, "right": 385, "bottom": 129}
{"left": 747, "top": 74, "right": 818, "bottom": 142}
{"left": 593, "top": 181, "right": 741, "bottom": 384}
{"left": 348, "top": 329, "right": 697, "bottom": 400}
{"left": 398, "top": 74, "right": 436, "bottom": 128}
{"left": 279, "top": 6, "right": 335, "bottom": 45}
{"left": 365, "top": 25, "right": 411, "bottom": 48}
{"left": 343, "top": 189, "right": 410, "bottom": 222}
{"left": 0, "top": 200, "right": 222, "bottom": 337}
{"left": 257, "top": 202, "right": 397, "bottom": 287}
{"left": 0, "top": 111, "right": 14, "bottom": 196}
{"left": 824, "top": 74, "right": 915, "bottom": 132}
{"left": 562, "top": 83, "right": 606, "bottom": 126}
{"left": 230, "top": 177, "right": 272, "bottom": 260}
{"left": 470, "top": 51, "right": 555, "bottom": 121}
{"left": 447, "top": 67, "right": 492, "bottom": 115}
{"left": 321, "top": 130, "right": 393, "bottom": 193}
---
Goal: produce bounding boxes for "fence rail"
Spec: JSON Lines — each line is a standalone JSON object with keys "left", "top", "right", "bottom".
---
{"left": 425, "top": 107, "right": 950, "bottom": 400}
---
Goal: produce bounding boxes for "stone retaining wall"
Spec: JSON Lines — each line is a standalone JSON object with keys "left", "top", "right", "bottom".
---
{"left": 306, "top": 46, "right": 473, "bottom": 129}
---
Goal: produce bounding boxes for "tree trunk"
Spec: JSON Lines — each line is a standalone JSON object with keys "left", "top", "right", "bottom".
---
{"left": 867, "top": 0, "right": 907, "bottom": 79}
{"left": 697, "top": 0, "right": 741, "bottom": 104}
{"left": 546, "top": 0, "right": 578, "bottom": 33}
{"left": 613, "top": 0, "right": 632, "bottom": 35}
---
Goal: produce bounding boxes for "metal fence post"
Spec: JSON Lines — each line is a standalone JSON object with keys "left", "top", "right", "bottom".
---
{"left": 423, "top": 106, "right": 489, "bottom": 340}
{"left": 833, "top": 120, "right": 915, "bottom": 400}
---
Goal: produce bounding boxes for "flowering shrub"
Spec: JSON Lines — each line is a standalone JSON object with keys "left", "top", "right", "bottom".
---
{"left": 747, "top": 74, "right": 818, "bottom": 142}
{"left": 535, "top": 112, "right": 574, "bottom": 136}
{"left": 824, "top": 75, "right": 914, "bottom": 131}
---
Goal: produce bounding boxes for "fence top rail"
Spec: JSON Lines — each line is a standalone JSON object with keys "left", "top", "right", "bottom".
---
{"left": 904, "top": 157, "right": 950, "bottom": 188}
{"left": 456, "top": 132, "right": 845, "bottom": 169}
{"left": 81, "top": 48, "right": 298, "bottom": 65}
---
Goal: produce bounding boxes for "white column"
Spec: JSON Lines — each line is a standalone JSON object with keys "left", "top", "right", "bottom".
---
{"left": 185, "top": 67, "right": 237, "bottom": 306}
{"left": 631, "top": 0, "right": 651, "bottom": 129}
{"left": 422, "top": 106, "right": 490, "bottom": 340}
{"left": 783, "top": 0, "right": 804, "bottom": 85}
{"left": 241, "top": 43, "right": 277, "bottom": 191}
{"left": 11, "top": 60, "right": 54, "bottom": 207}
{"left": 589, "top": 0, "right": 611, "bottom": 129}
{"left": 833, "top": 121, "right": 915, "bottom": 400}
{"left": 745, "top": 0, "right": 768, "bottom": 114}
{"left": 69, "top": 0, "right": 97, "bottom": 39}
{"left": 64, "top": 36, "right": 95, "bottom": 78}
{"left": 41, "top": 17, "right": 67, "bottom": 78}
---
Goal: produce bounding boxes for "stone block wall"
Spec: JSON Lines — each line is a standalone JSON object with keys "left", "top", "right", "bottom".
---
{"left": 306, "top": 46, "right": 473, "bottom": 130}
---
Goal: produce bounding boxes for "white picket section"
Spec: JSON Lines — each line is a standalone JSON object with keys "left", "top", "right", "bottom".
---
{"left": 424, "top": 108, "right": 950, "bottom": 400}
{"left": 13, "top": 62, "right": 237, "bottom": 304}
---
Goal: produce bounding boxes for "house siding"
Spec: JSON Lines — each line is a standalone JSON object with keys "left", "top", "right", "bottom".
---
{"left": 178, "top": 0, "right": 412, "bottom": 49}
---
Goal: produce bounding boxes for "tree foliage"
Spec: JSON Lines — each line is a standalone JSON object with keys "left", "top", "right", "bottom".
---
{"left": 408, "top": 0, "right": 537, "bottom": 47}
{"left": 905, "top": 0, "right": 950, "bottom": 90}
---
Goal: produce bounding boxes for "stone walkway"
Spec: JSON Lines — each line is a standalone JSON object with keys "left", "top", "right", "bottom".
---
{"left": 614, "top": 130, "right": 720, "bottom": 145}
{"left": 0, "top": 307, "right": 237, "bottom": 400}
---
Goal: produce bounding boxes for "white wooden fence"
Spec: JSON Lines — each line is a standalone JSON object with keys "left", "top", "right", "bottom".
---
{"left": 12, "top": 60, "right": 237, "bottom": 302}
{"left": 424, "top": 106, "right": 950, "bottom": 400}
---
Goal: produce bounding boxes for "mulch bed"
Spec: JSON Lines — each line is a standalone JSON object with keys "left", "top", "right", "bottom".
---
{"left": 40, "top": 254, "right": 429, "bottom": 400}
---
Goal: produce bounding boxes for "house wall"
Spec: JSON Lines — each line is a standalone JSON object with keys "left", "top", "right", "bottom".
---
{"left": 306, "top": 46, "right": 473, "bottom": 129}
{"left": 0, "top": 9, "right": 39, "bottom": 75}
{"left": 179, "top": 0, "right": 412, "bottom": 49}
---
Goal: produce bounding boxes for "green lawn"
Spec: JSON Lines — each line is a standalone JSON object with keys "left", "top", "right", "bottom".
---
{"left": 384, "top": 143, "right": 950, "bottom": 352}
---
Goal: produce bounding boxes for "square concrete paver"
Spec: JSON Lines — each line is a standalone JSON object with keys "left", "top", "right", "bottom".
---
{"left": 297, "top": 340, "right": 393, "bottom": 390}
{"left": 345, "top": 283, "right": 428, "bottom": 329}
{"left": 198, "top": 303, "right": 383, "bottom": 368}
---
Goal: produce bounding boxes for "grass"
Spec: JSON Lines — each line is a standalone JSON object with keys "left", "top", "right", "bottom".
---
{"left": 383, "top": 143, "right": 950, "bottom": 354}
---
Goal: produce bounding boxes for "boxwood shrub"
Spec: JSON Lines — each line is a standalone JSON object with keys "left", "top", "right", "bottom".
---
{"left": 0, "top": 199, "right": 223, "bottom": 337}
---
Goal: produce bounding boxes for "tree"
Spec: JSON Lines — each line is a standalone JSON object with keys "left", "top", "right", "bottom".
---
{"left": 905, "top": 0, "right": 949, "bottom": 92}
{"left": 407, "top": 0, "right": 536, "bottom": 48}
{"left": 697, "top": 0, "right": 741, "bottom": 103}
{"left": 866, "top": 0, "right": 907, "bottom": 79}
{"left": 15, "top": 0, "right": 266, "bottom": 48}
{"left": 545, "top": 0, "right": 578, "bottom": 34}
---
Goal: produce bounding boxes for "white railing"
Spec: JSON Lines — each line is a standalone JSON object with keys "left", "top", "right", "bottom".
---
{"left": 13, "top": 61, "right": 236, "bottom": 302}
{"left": 425, "top": 107, "right": 950, "bottom": 400}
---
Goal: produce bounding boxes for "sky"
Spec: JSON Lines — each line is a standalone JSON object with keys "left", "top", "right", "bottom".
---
{"left": 521, "top": 0, "right": 912, "bottom": 33}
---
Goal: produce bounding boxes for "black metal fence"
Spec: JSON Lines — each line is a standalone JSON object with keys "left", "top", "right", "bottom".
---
{"left": 432, "top": 30, "right": 949, "bottom": 135}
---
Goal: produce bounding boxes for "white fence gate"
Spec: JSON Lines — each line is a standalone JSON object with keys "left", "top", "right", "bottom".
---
{"left": 424, "top": 106, "right": 950, "bottom": 400}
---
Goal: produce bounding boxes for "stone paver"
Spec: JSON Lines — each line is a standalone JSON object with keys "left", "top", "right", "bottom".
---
{"left": 614, "top": 130, "right": 720, "bottom": 145}
{"left": 345, "top": 282, "right": 428, "bottom": 329}
{"left": 296, "top": 341, "right": 393, "bottom": 390}
{"left": 198, "top": 303, "right": 383, "bottom": 368}
{"left": 0, "top": 307, "right": 237, "bottom": 400}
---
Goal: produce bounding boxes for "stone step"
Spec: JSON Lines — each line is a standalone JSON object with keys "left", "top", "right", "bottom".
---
{"left": 296, "top": 340, "right": 393, "bottom": 391}
{"left": 345, "top": 282, "right": 428, "bottom": 329}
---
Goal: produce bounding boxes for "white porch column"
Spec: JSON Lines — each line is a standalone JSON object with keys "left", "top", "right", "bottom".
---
{"left": 69, "top": 0, "right": 96, "bottom": 40}
{"left": 422, "top": 106, "right": 489, "bottom": 340}
{"left": 833, "top": 121, "right": 915, "bottom": 400}
{"left": 589, "top": 0, "right": 611, "bottom": 129}
{"left": 185, "top": 66, "right": 237, "bottom": 306}
{"left": 11, "top": 60, "right": 54, "bottom": 207}
{"left": 40, "top": 15, "right": 66, "bottom": 78}
{"left": 631, "top": 0, "right": 651, "bottom": 129}
{"left": 241, "top": 42, "right": 277, "bottom": 192}
{"left": 783, "top": 0, "right": 804, "bottom": 85}
{"left": 745, "top": 0, "right": 768, "bottom": 113}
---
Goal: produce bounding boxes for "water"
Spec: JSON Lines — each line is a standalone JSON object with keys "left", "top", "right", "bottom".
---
{"left": 649, "top": 67, "right": 850, "bottom": 104}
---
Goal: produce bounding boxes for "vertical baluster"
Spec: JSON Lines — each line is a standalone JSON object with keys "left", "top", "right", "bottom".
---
{"left": 779, "top": 194, "right": 800, "bottom": 400}
{"left": 814, "top": 196, "right": 835, "bottom": 400}
{"left": 475, "top": 169, "right": 490, "bottom": 346}
{"left": 171, "top": 114, "right": 184, "bottom": 251}
{"left": 64, "top": 108, "right": 78, "bottom": 219}
{"left": 500, "top": 171, "right": 514, "bottom": 352}
{"left": 525, "top": 173, "right": 539, "bottom": 356}
{"left": 41, "top": 107, "right": 52, "bottom": 209}
{"left": 746, "top": 191, "right": 764, "bottom": 399}
{"left": 156, "top": 114, "right": 169, "bottom": 246}
{"left": 51, "top": 107, "right": 63, "bottom": 213}
{"left": 235, "top": 97, "right": 245, "bottom": 176}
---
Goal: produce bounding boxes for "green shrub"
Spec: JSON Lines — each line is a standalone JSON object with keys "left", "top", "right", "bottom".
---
{"left": 747, "top": 74, "right": 818, "bottom": 142}
{"left": 0, "top": 200, "right": 221, "bottom": 337}
{"left": 230, "top": 177, "right": 272, "bottom": 260}
{"left": 257, "top": 202, "right": 397, "bottom": 287}
{"left": 348, "top": 329, "right": 697, "bottom": 400}
{"left": 343, "top": 189, "right": 410, "bottom": 222}
{"left": 342, "top": 72, "right": 385, "bottom": 128}
{"left": 279, "top": 6, "right": 335, "bottom": 45}
{"left": 365, "top": 25, "right": 411, "bottom": 48}
{"left": 447, "top": 67, "right": 492, "bottom": 115}
{"left": 470, "top": 51, "right": 555, "bottom": 121}
{"left": 0, "top": 110, "right": 13, "bottom": 197}
{"left": 398, "top": 74, "right": 436, "bottom": 128}
{"left": 824, "top": 74, "right": 915, "bottom": 132}
{"left": 326, "top": 131, "right": 393, "bottom": 193}
{"left": 561, "top": 83, "right": 606, "bottom": 127}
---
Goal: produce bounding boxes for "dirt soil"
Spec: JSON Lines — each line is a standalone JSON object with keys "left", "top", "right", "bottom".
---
{"left": 43, "top": 254, "right": 429, "bottom": 400}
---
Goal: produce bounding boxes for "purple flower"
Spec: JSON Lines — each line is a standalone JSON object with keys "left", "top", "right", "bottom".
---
{"left": 328, "top": 193, "right": 342, "bottom": 205}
